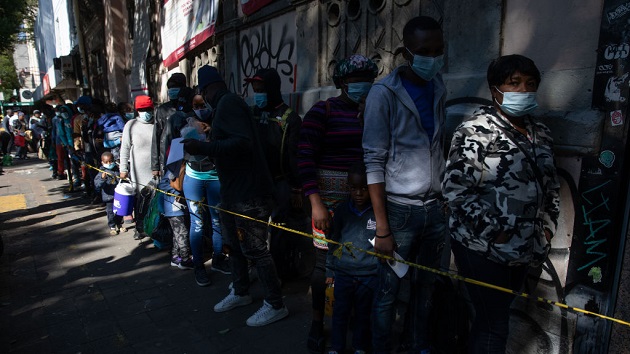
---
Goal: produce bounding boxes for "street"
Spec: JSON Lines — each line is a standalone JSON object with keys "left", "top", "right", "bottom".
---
{"left": 0, "top": 158, "right": 314, "bottom": 353}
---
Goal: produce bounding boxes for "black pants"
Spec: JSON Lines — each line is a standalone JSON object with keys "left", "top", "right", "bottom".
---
{"left": 105, "top": 201, "right": 123, "bottom": 228}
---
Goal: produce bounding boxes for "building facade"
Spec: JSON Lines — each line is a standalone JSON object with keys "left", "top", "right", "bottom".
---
{"left": 29, "top": 0, "right": 630, "bottom": 352}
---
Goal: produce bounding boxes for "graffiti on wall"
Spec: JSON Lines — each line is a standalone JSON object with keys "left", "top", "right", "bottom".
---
{"left": 239, "top": 12, "right": 296, "bottom": 97}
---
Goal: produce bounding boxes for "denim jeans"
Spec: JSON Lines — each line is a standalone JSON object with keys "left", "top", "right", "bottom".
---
{"left": 221, "top": 196, "right": 283, "bottom": 308}
{"left": 372, "top": 200, "right": 447, "bottom": 354}
{"left": 183, "top": 174, "right": 222, "bottom": 266}
{"left": 105, "top": 201, "right": 122, "bottom": 228}
{"left": 331, "top": 273, "right": 378, "bottom": 352}
{"left": 451, "top": 240, "right": 527, "bottom": 354}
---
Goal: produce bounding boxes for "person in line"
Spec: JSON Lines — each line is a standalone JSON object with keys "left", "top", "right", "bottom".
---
{"left": 183, "top": 65, "right": 288, "bottom": 327}
{"left": 362, "top": 16, "right": 448, "bottom": 353}
{"left": 118, "top": 102, "right": 135, "bottom": 123}
{"left": 56, "top": 104, "right": 79, "bottom": 190}
{"left": 325, "top": 161, "right": 378, "bottom": 354}
{"left": 119, "top": 95, "right": 157, "bottom": 240}
{"left": 152, "top": 73, "right": 188, "bottom": 176}
{"left": 94, "top": 151, "right": 123, "bottom": 235}
{"left": 298, "top": 54, "right": 378, "bottom": 353}
{"left": 12, "top": 112, "right": 28, "bottom": 159}
{"left": 158, "top": 170, "right": 193, "bottom": 270}
{"left": 442, "top": 54, "right": 560, "bottom": 353}
{"left": 246, "top": 68, "right": 306, "bottom": 281}
{"left": 181, "top": 93, "right": 230, "bottom": 287}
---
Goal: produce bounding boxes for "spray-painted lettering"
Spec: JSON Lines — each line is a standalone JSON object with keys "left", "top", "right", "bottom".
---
{"left": 577, "top": 180, "right": 612, "bottom": 272}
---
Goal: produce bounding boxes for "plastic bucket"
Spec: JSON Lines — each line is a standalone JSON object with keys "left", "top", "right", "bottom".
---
{"left": 113, "top": 181, "right": 135, "bottom": 216}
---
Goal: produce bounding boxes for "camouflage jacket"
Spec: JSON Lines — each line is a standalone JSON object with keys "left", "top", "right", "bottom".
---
{"left": 442, "top": 107, "right": 560, "bottom": 266}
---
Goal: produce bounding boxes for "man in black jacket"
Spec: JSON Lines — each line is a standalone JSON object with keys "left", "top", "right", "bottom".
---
{"left": 184, "top": 65, "right": 288, "bottom": 327}
{"left": 151, "top": 73, "right": 187, "bottom": 176}
{"left": 246, "top": 68, "right": 307, "bottom": 280}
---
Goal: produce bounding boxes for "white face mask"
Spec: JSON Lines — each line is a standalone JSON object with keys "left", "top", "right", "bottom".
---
{"left": 494, "top": 87, "right": 538, "bottom": 117}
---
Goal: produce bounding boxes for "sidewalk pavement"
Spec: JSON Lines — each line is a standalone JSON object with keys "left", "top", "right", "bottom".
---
{"left": 0, "top": 158, "right": 315, "bottom": 353}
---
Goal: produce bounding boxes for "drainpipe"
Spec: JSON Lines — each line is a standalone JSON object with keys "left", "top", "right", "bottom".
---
{"left": 72, "top": 0, "right": 89, "bottom": 92}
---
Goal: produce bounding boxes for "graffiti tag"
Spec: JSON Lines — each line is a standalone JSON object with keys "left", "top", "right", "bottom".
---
{"left": 607, "top": 1, "right": 630, "bottom": 23}
{"left": 604, "top": 43, "right": 630, "bottom": 60}
{"left": 577, "top": 180, "right": 611, "bottom": 273}
{"left": 239, "top": 13, "right": 296, "bottom": 96}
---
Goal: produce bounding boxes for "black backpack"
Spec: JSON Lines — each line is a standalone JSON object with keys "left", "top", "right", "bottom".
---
{"left": 252, "top": 106, "right": 293, "bottom": 179}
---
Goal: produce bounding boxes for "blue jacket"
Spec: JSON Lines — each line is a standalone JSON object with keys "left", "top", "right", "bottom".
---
{"left": 363, "top": 66, "right": 447, "bottom": 206}
{"left": 94, "top": 164, "right": 120, "bottom": 202}
{"left": 98, "top": 113, "right": 126, "bottom": 133}
{"left": 158, "top": 173, "right": 186, "bottom": 217}
{"left": 326, "top": 200, "right": 378, "bottom": 278}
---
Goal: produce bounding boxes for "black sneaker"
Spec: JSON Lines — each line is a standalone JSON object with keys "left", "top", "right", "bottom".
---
{"left": 195, "top": 265, "right": 211, "bottom": 286}
{"left": 211, "top": 254, "right": 231, "bottom": 274}
{"left": 133, "top": 231, "right": 144, "bottom": 240}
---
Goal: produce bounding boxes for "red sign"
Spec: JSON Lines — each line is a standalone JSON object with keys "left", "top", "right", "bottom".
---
{"left": 241, "top": 0, "right": 273, "bottom": 15}
{"left": 43, "top": 73, "right": 50, "bottom": 95}
{"left": 611, "top": 109, "right": 624, "bottom": 126}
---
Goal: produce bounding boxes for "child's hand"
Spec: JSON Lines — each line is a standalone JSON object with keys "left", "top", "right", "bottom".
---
{"left": 325, "top": 277, "right": 334, "bottom": 285}
{"left": 101, "top": 172, "right": 107, "bottom": 179}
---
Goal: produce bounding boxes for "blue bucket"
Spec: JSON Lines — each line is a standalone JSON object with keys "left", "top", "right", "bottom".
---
{"left": 113, "top": 181, "right": 135, "bottom": 216}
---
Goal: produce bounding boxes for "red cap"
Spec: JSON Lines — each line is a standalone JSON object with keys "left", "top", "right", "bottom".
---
{"left": 135, "top": 95, "right": 154, "bottom": 110}
{"left": 244, "top": 75, "right": 264, "bottom": 83}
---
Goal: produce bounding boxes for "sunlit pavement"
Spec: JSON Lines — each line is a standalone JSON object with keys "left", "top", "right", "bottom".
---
{"left": 0, "top": 157, "right": 314, "bottom": 353}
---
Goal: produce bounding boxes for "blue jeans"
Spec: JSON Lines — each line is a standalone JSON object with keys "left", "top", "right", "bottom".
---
{"left": 372, "top": 200, "right": 447, "bottom": 353}
{"left": 221, "top": 196, "right": 283, "bottom": 308}
{"left": 451, "top": 240, "right": 527, "bottom": 354}
{"left": 331, "top": 273, "right": 377, "bottom": 352}
{"left": 183, "top": 175, "right": 222, "bottom": 267}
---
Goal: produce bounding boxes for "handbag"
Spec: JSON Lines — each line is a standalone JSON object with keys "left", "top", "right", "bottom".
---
{"left": 151, "top": 215, "right": 173, "bottom": 250}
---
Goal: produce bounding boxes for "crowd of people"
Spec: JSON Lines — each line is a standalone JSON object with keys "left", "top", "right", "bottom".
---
{"left": 0, "top": 15, "right": 561, "bottom": 354}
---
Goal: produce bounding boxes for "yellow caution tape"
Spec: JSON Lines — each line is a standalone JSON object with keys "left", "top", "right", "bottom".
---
{"left": 84, "top": 162, "right": 630, "bottom": 328}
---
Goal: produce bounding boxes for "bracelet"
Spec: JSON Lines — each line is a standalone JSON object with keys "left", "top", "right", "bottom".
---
{"left": 375, "top": 232, "right": 392, "bottom": 239}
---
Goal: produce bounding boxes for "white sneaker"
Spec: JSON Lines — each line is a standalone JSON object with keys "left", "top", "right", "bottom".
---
{"left": 245, "top": 300, "right": 289, "bottom": 327}
{"left": 213, "top": 288, "right": 253, "bottom": 313}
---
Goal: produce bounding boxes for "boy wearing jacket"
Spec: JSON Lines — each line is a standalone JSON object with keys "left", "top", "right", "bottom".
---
{"left": 94, "top": 152, "right": 123, "bottom": 235}
{"left": 325, "top": 162, "right": 378, "bottom": 354}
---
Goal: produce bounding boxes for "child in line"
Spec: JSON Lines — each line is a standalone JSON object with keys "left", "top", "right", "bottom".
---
{"left": 325, "top": 162, "right": 378, "bottom": 354}
{"left": 94, "top": 151, "right": 125, "bottom": 235}
{"left": 158, "top": 169, "right": 193, "bottom": 270}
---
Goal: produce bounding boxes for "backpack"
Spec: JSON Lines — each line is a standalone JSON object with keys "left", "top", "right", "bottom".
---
{"left": 252, "top": 106, "right": 293, "bottom": 179}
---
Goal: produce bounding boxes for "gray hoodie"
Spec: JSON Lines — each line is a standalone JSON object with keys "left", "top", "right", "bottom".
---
{"left": 362, "top": 66, "right": 446, "bottom": 206}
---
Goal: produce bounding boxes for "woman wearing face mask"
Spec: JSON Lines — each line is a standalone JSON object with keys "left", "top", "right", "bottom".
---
{"left": 297, "top": 54, "right": 378, "bottom": 353}
{"left": 442, "top": 54, "right": 561, "bottom": 353}
{"left": 119, "top": 95, "right": 158, "bottom": 240}
{"left": 117, "top": 102, "right": 135, "bottom": 122}
{"left": 178, "top": 93, "right": 230, "bottom": 286}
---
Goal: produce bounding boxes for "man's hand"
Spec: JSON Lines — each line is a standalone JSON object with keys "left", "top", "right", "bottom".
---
{"left": 120, "top": 171, "right": 128, "bottom": 179}
{"left": 325, "top": 277, "right": 334, "bottom": 285}
{"left": 374, "top": 229, "right": 395, "bottom": 262}
{"left": 181, "top": 139, "right": 203, "bottom": 155}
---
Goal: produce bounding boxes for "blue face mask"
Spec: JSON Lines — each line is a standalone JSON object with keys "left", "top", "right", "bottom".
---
{"left": 137, "top": 111, "right": 153, "bottom": 122}
{"left": 346, "top": 82, "right": 373, "bottom": 103}
{"left": 494, "top": 87, "right": 538, "bottom": 117}
{"left": 194, "top": 108, "right": 212, "bottom": 122}
{"left": 168, "top": 88, "right": 181, "bottom": 100}
{"left": 254, "top": 93, "right": 268, "bottom": 108}
{"left": 407, "top": 48, "right": 444, "bottom": 81}
{"left": 125, "top": 112, "right": 135, "bottom": 120}
{"left": 103, "top": 162, "right": 116, "bottom": 169}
